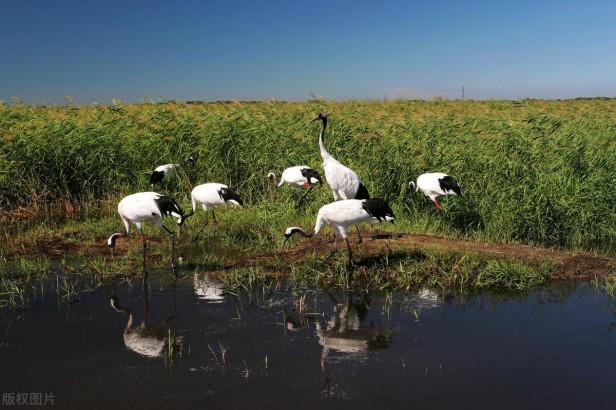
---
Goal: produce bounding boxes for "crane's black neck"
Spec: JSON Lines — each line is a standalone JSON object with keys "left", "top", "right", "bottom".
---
{"left": 320, "top": 117, "right": 328, "bottom": 140}
{"left": 318, "top": 118, "right": 329, "bottom": 157}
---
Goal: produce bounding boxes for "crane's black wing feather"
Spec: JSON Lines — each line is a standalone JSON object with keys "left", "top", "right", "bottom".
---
{"left": 154, "top": 195, "right": 184, "bottom": 218}
{"left": 149, "top": 170, "right": 165, "bottom": 185}
{"left": 362, "top": 198, "right": 394, "bottom": 221}
{"left": 355, "top": 182, "right": 370, "bottom": 200}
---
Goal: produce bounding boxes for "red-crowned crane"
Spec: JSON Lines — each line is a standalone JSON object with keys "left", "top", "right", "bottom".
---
{"left": 283, "top": 198, "right": 395, "bottom": 266}
{"left": 148, "top": 154, "right": 197, "bottom": 187}
{"left": 107, "top": 192, "right": 185, "bottom": 273}
{"left": 312, "top": 112, "right": 371, "bottom": 242}
{"left": 408, "top": 172, "right": 462, "bottom": 210}
{"left": 313, "top": 113, "right": 370, "bottom": 201}
{"left": 267, "top": 165, "right": 323, "bottom": 208}
{"left": 149, "top": 164, "right": 179, "bottom": 187}
{"left": 184, "top": 182, "right": 243, "bottom": 241}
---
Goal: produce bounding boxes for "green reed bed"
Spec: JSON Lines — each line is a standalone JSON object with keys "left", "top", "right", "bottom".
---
{"left": 2, "top": 99, "right": 614, "bottom": 254}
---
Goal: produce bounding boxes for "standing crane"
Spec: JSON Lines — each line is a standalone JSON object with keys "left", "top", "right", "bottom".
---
{"left": 313, "top": 112, "right": 371, "bottom": 242}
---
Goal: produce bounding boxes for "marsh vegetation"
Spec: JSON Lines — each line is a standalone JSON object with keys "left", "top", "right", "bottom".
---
{"left": 1, "top": 99, "right": 615, "bottom": 301}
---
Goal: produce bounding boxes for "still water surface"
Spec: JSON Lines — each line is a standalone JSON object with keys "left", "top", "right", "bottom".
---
{"left": 1, "top": 271, "right": 615, "bottom": 409}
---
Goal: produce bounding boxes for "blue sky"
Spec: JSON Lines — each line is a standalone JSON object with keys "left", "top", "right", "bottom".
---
{"left": 1, "top": 0, "right": 615, "bottom": 104}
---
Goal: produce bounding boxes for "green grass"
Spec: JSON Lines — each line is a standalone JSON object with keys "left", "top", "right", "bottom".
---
{"left": 284, "top": 247, "right": 552, "bottom": 292}
{"left": 0, "top": 98, "right": 615, "bottom": 299}
{"left": 2, "top": 99, "right": 615, "bottom": 254}
{"left": 592, "top": 271, "right": 616, "bottom": 296}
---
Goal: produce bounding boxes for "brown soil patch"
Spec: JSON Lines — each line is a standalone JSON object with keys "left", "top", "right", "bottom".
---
{"left": 239, "top": 232, "right": 614, "bottom": 280}
{"left": 12, "top": 235, "right": 164, "bottom": 258}
{"left": 9, "top": 232, "right": 614, "bottom": 280}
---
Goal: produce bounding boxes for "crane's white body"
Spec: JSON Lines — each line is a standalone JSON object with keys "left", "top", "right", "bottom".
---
{"left": 270, "top": 166, "right": 319, "bottom": 188}
{"left": 191, "top": 183, "right": 241, "bottom": 212}
{"left": 415, "top": 172, "right": 450, "bottom": 202}
{"left": 313, "top": 200, "right": 389, "bottom": 238}
{"left": 107, "top": 192, "right": 183, "bottom": 271}
{"left": 286, "top": 199, "right": 393, "bottom": 240}
{"left": 321, "top": 152, "right": 363, "bottom": 200}
{"left": 116, "top": 192, "right": 183, "bottom": 235}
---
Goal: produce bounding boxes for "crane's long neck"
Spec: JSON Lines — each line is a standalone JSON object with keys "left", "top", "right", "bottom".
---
{"left": 313, "top": 213, "right": 326, "bottom": 237}
{"left": 284, "top": 213, "right": 327, "bottom": 244}
{"left": 299, "top": 213, "right": 327, "bottom": 238}
{"left": 318, "top": 119, "right": 331, "bottom": 160}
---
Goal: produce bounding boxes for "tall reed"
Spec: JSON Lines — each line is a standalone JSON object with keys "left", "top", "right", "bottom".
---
{"left": 1, "top": 99, "right": 614, "bottom": 252}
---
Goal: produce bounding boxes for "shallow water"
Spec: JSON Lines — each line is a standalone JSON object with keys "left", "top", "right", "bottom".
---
{"left": 1, "top": 271, "right": 615, "bottom": 409}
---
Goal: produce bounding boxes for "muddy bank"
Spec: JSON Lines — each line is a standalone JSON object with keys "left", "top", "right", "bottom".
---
{"left": 7, "top": 231, "right": 614, "bottom": 281}
{"left": 239, "top": 232, "right": 614, "bottom": 280}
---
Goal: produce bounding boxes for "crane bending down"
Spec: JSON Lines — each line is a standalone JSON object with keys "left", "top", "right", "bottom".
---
{"left": 184, "top": 183, "right": 243, "bottom": 241}
{"left": 283, "top": 198, "right": 395, "bottom": 265}
{"left": 267, "top": 165, "right": 323, "bottom": 208}
{"left": 107, "top": 192, "right": 185, "bottom": 272}
{"left": 149, "top": 164, "right": 179, "bottom": 187}
{"left": 408, "top": 172, "right": 462, "bottom": 210}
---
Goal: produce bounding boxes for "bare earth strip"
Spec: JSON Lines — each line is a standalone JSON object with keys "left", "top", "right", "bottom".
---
{"left": 14, "top": 232, "right": 614, "bottom": 280}
{"left": 239, "top": 232, "right": 614, "bottom": 280}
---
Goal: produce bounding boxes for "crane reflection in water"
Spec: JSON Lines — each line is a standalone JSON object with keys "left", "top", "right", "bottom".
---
{"left": 283, "top": 288, "right": 443, "bottom": 398}
{"left": 193, "top": 273, "right": 225, "bottom": 303}
{"left": 108, "top": 277, "right": 187, "bottom": 365}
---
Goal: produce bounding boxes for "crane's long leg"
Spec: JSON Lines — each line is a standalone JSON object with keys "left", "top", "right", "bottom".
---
{"left": 425, "top": 200, "right": 442, "bottom": 231}
{"left": 298, "top": 186, "right": 314, "bottom": 210}
{"left": 191, "top": 224, "right": 207, "bottom": 242}
{"left": 345, "top": 237, "right": 353, "bottom": 267}
{"left": 329, "top": 230, "right": 337, "bottom": 244}
{"left": 211, "top": 209, "right": 218, "bottom": 225}
{"left": 191, "top": 209, "right": 210, "bottom": 242}
{"left": 355, "top": 226, "right": 363, "bottom": 244}
{"left": 139, "top": 228, "right": 148, "bottom": 277}
{"left": 424, "top": 211, "right": 433, "bottom": 231}
{"left": 163, "top": 278, "right": 178, "bottom": 325}
{"left": 326, "top": 231, "right": 339, "bottom": 260}
{"left": 162, "top": 225, "right": 177, "bottom": 274}
{"left": 142, "top": 275, "right": 150, "bottom": 321}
